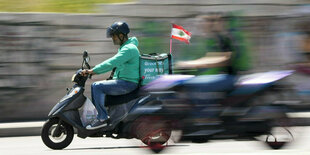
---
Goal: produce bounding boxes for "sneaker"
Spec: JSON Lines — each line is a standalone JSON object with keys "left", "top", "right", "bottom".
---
{"left": 86, "top": 119, "right": 109, "bottom": 130}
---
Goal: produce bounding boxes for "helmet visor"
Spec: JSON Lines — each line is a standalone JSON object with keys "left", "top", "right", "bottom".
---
{"left": 106, "top": 27, "right": 114, "bottom": 38}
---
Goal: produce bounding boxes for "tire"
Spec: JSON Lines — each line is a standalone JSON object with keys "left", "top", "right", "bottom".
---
{"left": 141, "top": 128, "right": 172, "bottom": 146}
{"left": 133, "top": 116, "right": 172, "bottom": 153}
{"left": 266, "top": 141, "right": 287, "bottom": 150}
{"left": 264, "top": 115, "right": 293, "bottom": 150}
{"left": 41, "top": 118, "right": 74, "bottom": 150}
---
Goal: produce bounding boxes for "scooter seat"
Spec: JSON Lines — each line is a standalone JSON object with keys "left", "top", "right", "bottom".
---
{"left": 181, "top": 74, "right": 236, "bottom": 92}
{"left": 105, "top": 88, "right": 140, "bottom": 106}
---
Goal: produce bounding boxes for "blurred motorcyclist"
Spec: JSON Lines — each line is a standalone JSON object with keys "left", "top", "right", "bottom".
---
{"left": 174, "top": 12, "right": 252, "bottom": 110}
{"left": 80, "top": 21, "right": 140, "bottom": 130}
{"left": 176, "top": 12, "right": 251, "bottom": 75}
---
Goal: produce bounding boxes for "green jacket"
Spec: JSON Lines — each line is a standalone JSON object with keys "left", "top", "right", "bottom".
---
{"left": 92, "top": 37, "right": 140, "bottom": 83}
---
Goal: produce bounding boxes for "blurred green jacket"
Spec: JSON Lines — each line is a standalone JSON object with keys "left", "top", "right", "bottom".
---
{"left": 92, "top": 37, "right": 140, "bottom": 83}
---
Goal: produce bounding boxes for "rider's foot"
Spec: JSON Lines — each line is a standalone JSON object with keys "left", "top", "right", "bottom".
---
{"left": 86, "top": 118, "right": 109, "bottom": 130}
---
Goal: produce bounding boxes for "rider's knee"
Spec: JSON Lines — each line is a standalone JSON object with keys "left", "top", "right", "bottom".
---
{"left": 91, "top": 82, "right": 99, "bottom": 90}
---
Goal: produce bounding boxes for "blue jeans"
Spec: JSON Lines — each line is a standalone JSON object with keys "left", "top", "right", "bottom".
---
{"left": 91, "top": 80, "right": 138, "bottom": 121}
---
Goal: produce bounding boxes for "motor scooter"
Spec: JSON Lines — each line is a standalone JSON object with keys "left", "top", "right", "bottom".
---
{"left": 41, "top": 51, "right": 172, "bottom": 152}
{"left": 137, "top": 70, "right": 300, "bottom": 152}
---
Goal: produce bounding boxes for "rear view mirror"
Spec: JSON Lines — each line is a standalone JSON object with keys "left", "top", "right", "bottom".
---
{"left": 85, "top": 57, "right": 90, "bottom": 63}
{"left": 83, "top": 51, "right": 90, "bottom": 63}
{"left": 83, "top": 51, "right": 88, "bottom": 59}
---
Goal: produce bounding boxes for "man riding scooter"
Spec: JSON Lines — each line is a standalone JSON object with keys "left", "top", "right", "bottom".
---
{"left": 80, "top": 21, "right": 140, "bottom": 130}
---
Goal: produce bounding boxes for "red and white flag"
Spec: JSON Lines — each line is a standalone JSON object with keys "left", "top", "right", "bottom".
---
{"left": 171, "top": 24, "right": 192, "bottom": 44}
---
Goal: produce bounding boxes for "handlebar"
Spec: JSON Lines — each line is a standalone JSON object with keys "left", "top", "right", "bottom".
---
{"left": 85, "top": 62, "right": 91, "bottom": 69}
{"left": 81, "top": 50, "right": 92, "bottom": 79}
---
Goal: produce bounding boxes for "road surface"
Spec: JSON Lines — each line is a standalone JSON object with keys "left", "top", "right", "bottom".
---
{"left": 1, "top": 127, "right": 310, "bottom": 155}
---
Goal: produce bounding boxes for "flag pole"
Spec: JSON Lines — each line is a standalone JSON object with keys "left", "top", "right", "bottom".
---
{"left": 169, "top": 38, "right": 172, "bottom": 54}
{"left": 169, "top": 24, "right": 173, "bottom": 74}
{"left": 169, "top": 23, "right": 173, "bottom": 55}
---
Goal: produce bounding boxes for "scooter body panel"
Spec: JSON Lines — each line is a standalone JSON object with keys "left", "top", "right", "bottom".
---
{"left": 48, "top": 86, "right": 85, "bottom": 117}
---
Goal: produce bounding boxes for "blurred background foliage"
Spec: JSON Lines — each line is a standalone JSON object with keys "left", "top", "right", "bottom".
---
{"left": 0, "top": 0, "right": 131, "bottom": 13}
{"left": 138, "top": 21, "right": 170, "bottom": 54}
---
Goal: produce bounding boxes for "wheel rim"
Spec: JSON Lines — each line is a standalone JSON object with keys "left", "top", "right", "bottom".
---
{"left": 133, "top": 116, "right": 172, "bottom": 146}
{"left": 264, "top": 116, "right": 294, "bottom": 149}
{"left": 48, "top": 124, "right": 68, "bottom": 143}
{"left": 142, "top": 128, "right": 171, "bottom": 145}
{"left": 267, "top": 116, "right": 294, "bottom": 143}
{"left": 266, "top": 127, "right": 294, "bottom": 144}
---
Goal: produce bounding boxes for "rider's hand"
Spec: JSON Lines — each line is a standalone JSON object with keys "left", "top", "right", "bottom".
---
{"left": 80, "top": 69, "right": 94, "bottom": 77}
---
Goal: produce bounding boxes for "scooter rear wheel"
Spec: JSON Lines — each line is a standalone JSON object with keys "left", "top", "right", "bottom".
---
{"left": 264, "top": 115, "right": 293, "bottom": 150}
{"left": 133, "top": 116, "right": 172, "bottom": 153}
{"left": 41, "top": 118, "right": 74, "bottom": 150}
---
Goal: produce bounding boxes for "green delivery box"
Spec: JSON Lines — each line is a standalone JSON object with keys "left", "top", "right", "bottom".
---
{"left": 139, "top": 53, "right": 172, "bottom": 85}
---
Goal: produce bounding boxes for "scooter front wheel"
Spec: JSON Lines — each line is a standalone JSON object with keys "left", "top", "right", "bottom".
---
{"left": 41, "top": 118, "right": 74, "bottom": 150}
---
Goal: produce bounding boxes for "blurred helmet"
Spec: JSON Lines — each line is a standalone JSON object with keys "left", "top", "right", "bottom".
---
{"left": 106, "top": 21, "right": 130, "bottom": 38}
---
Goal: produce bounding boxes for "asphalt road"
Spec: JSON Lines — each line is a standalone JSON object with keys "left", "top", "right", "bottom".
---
{"left": 1, "top": 127, "right": 310, "bottom": 155}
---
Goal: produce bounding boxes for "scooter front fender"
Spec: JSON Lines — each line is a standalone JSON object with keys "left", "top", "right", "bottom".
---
{"left": 48, "top": 87, "right": 85, "bottom": 117}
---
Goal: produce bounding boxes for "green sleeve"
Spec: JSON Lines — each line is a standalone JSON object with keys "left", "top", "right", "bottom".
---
{"left": 92, "top": 47, "right": 133, "bottom": 74}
